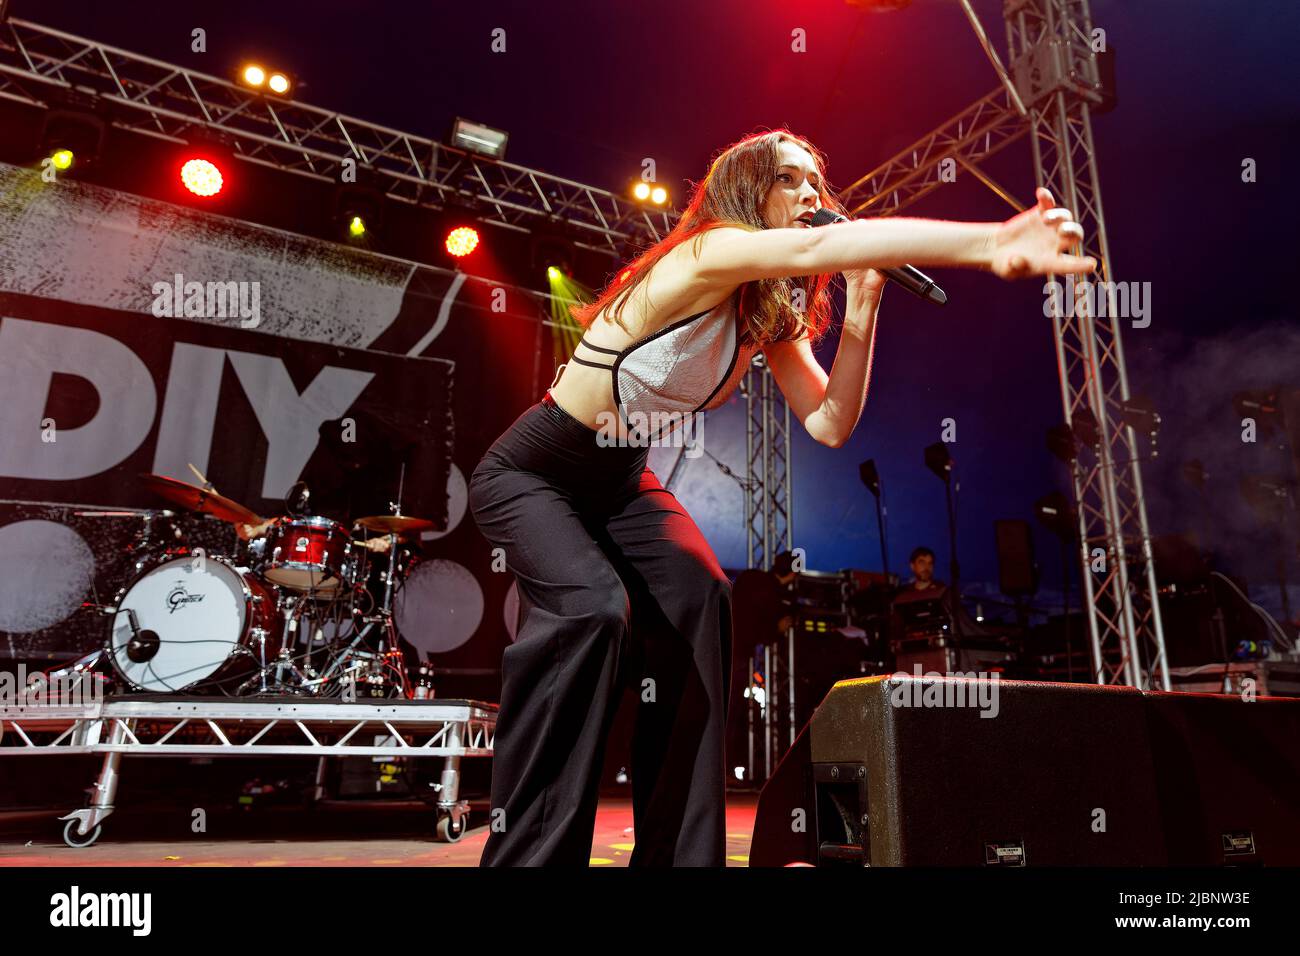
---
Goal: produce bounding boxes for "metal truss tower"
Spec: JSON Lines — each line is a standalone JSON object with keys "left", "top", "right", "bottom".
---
{"left": 834, "top": 0, "right": 1168, "bottom": 689}
{"left": 1005, "top": 0, "right": 1168, "bottom": 689}
{"left": 743, "top": 357, "right": 793, "bottom": 570}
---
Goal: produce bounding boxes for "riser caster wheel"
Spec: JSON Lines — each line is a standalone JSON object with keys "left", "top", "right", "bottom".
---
{"left": 435, "top": 814, "right": 465, "bottom": 843}
{"left": 63, "top": 818, "right": 102, "bottom": 848}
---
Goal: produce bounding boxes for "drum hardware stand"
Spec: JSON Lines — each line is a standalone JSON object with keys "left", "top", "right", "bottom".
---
{"left": 355, "top": 469, "right": 414, "bottom": 697}
{"left": 377, "top": 531, "right": 409, "bottom": 696}
{"left": 243, "top": 626, "right": 277, "bottom": 695}
{"left": 46, "top": 648, "right": 105, "bottom": 679}
{"left": 307, "top": 621, "right": 378, "bottom": 692}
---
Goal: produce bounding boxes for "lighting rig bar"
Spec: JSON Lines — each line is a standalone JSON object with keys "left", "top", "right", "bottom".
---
{"left": 0, "top": 17, "right": 673, "bottom": 256}
{"left": 836, "top": 85, "right": 1030, "bottom": 218}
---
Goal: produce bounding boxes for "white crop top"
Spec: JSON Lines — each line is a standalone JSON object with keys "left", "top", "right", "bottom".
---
{"left": 557, "top": 294, "right": 753, "bottom": 440}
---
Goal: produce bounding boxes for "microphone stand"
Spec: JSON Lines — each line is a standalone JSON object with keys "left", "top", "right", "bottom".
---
{"left": 875, "top": 480, "right": 890, "bottom": 581}
{"left": 942, "top": 472, "right": 964, "bottom": 671}
{"left": 859, "top": 459, "right": 890, "bottom": 579}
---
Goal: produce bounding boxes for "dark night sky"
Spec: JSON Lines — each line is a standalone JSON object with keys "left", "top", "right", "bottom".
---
{"left": 20, "top": 0, "right": 1300, "bottom": 615}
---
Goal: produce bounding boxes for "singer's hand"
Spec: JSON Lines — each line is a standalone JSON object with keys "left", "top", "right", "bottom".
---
{"left": 990, "top": 188, "right": 1097, "bottom": 279}
{"left": 843, "top": 266, "right": 887, "bottom": 296}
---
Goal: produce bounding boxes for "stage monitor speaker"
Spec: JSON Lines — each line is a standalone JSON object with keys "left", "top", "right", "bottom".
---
{"left": 1145, "top": 690, "right": 1300, "bottom": 865}
{"left": 749, "top": 720, "right": 818, "bottom": 867}
{"left": 750, "top": 675, "right": 1300, "bottom": 866}
{"left": 753, "top": 676, "right": 1163, "bottom": 865}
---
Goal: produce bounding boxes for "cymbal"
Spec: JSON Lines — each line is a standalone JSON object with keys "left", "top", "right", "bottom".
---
{"left": 352, "top": 515, "right": 436, "bottom": 536}
{"left": 138, "top": 473, "right": 264, "bottom": 526}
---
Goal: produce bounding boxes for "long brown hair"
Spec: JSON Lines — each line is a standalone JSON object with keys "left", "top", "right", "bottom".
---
{"left": 569, "top": 129, "right": 849, "bottom": 349}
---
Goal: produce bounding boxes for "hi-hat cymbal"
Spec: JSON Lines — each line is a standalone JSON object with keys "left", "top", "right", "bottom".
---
{"left": 352, "top": 515, "right": 436, "bottom": 536}
{"left": 138, "top": 473, "right": 264, "bottom": 526}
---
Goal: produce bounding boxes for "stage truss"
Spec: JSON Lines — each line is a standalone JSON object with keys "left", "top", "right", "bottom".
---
{"left": 0, "top": 696, "right": 497, "bottom": 847}
{"left": 0, "top": 16, "right": 671, "bottom": 256}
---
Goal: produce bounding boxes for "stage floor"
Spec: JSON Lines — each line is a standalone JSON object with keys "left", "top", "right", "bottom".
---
{"left": 0, "top": 793, "right": 760, "bottom": 867}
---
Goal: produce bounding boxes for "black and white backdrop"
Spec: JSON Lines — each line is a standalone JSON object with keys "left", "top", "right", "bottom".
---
{"left": 0, "top": 161, "right": 548, "bottom": 674}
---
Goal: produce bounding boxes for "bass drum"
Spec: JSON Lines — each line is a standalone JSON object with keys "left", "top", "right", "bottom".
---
{"left": 109, "top": 555, "right": 280, "bottom": 693}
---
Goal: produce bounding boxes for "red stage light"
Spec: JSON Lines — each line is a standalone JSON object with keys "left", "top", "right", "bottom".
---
{"left": 180, "top": 157, "right": 224, "bottom": 197}
{"left": 445, "top": 226, "right": 480, "bottom": 257}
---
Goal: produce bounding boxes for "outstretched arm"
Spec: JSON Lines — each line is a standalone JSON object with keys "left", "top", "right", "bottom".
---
{"left": 745, "top": 188, "right": 1093, "bottom": 449}
{"left": 690, "top": 188, "right": 1094, "bottom": 290}
{"left": 766, "top": 268, "right": 884, "bottom": 448}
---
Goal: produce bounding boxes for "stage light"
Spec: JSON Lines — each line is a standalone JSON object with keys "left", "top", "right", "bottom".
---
{"left": 445, "top": 226, "right": 480, "bottom": 257}
{"left": 239, "top": 63, "right": 295, "bottom": 98}
{"left": 547, "top": 266, "right": 561, "bottom": 280}
{"left": 449, "top": 117, "right": 508, "bottom": 160}
{"left": 858, "top": 459, "right": 881, "bottom": 497}
{"left": 631, "top": 181, "right": 669, "bottom": 206}
{"left": 180, "top": 157, "right": 224, "bottom": 197}
{"left": 1070, "top": 408, "right": 1101, "bottom": 449}
{"left": 923, "top": 442, "right": 954, "bottom": 483}
{"left": 1046, "top": 423, "right": 1078, "bottom": 464}
{"left": 1117, "top": 396, "right": 1161, "bottom": 444}
{"left": 332, "top": 173, "right": 384, "bottom": 243}
{"left": 1232, "top": 389, "right": 1280, "bottom": 438}
{"left": 38, "top": 96, "right": 106, "bottom": 175}
{"left": 531, "top": 229, "right": 577, "bottom": 280}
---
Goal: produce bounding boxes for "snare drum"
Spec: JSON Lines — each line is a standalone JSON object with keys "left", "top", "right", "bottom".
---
{"left": 263, "top": 516, "right": 355, "bottom": 592}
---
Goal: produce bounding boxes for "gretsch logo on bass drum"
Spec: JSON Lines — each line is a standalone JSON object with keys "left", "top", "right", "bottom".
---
{"left": 167, "top": 586, "right": 206, "bottom": 614}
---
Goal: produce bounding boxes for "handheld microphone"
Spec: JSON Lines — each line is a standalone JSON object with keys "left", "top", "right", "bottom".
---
{"left": 808, "top": 208, "right": 948, "bottom": 306}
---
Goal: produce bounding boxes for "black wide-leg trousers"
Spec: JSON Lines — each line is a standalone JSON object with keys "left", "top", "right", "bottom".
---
{"left": 467, "top": 392, "right": 733, "bottom": 867}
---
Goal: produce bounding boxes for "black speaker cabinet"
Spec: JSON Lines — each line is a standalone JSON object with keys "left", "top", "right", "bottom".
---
{"left": 1145, "top": 690, "right": 1300, "bottom": 864}
{"left": 750, "top": 675, "right": 1300, "bottom": 866}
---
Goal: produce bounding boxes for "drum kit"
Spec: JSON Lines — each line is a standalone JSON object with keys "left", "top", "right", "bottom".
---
{"left": 95, "top": 469, "right": 439, "bottom": 699}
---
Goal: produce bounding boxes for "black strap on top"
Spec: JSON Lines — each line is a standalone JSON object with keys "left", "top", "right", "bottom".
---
{"left": 569, "top": 335, "right": 620, "bottom": 370}
{"left": 571, "top": 301, "right": 725, "bottom": 372}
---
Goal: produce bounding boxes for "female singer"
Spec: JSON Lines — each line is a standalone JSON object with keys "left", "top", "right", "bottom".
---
{"left": 468, "top": 129, "right": 1093, "bottom": 866}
